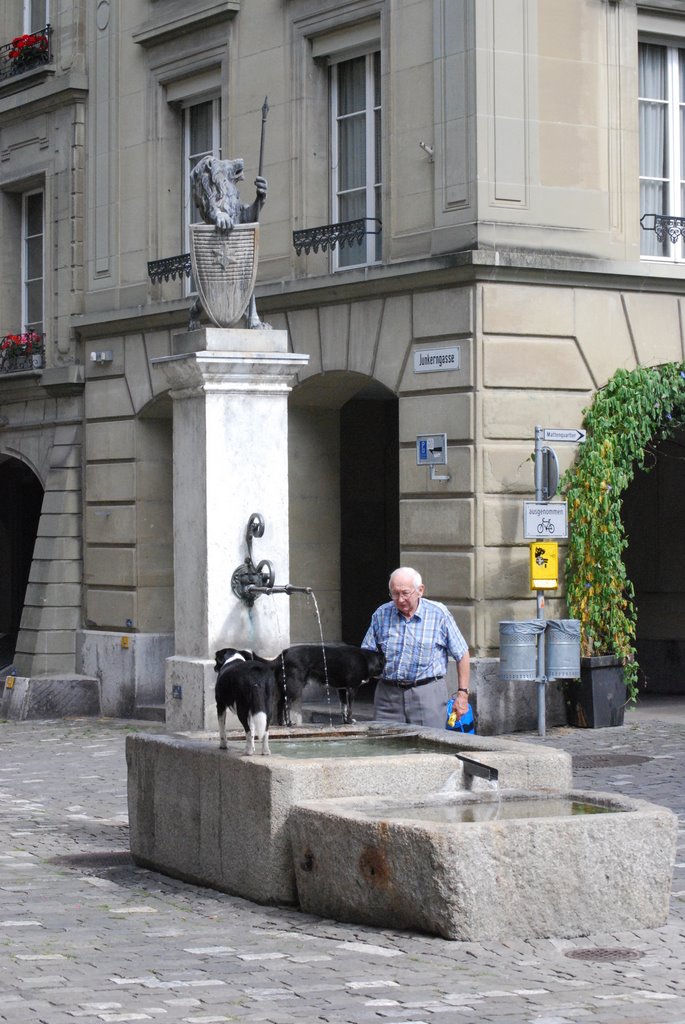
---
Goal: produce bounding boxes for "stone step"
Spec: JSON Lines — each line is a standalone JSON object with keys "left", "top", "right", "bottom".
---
{"left": 135, "top": 703, "right": 166, "bottom": 722}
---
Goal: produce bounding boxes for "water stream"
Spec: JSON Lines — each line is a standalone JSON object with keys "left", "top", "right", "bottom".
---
{"left": 306, "top": 590, "right": 334, "bottom": 726}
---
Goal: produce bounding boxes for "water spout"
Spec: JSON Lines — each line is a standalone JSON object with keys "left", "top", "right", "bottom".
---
{"left": 455, "top": 754, "right": 499, "bottom": 788}
{"left": 245, "top": 584, "right": 313, "bottom": 597}
{"left": 231, "top": 513, "right": 313, "bottom": 606}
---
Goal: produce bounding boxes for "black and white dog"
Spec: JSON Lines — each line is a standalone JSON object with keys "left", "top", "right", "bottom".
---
{"left": 214, "top": 648, "right": 276, "bottom": 755}
{"left": 276, "top": 644, "right": 385, "bottom": 726}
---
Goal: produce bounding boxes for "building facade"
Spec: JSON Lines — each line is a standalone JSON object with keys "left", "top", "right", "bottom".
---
{"left": 1, "top": 0, "right": 684, "bottom": 722}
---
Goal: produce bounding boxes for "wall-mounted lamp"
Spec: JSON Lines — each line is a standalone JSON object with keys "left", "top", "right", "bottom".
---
{"left": 90, "top": 350, "right": 113, "bottom": 364}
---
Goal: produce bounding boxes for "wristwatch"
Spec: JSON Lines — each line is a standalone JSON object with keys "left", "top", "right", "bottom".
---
{"left": 458, "top": 688, "right": 469, "bottom": 695}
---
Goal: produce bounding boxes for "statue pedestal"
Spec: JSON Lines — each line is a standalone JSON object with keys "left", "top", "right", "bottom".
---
{"left": 152, "top": 329, "right": 308, "bottom": 731}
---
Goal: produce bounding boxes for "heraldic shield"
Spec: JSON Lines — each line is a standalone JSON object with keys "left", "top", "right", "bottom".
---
{"left": 190, "top": 222, "right": 259, "bottom": 328}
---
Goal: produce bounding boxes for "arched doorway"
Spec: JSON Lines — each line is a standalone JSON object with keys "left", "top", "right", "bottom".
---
{"left": 288, "top": 374, "right": 399, "bottom": 646}
{"left": 623, "top": 425, "right": 685, "bottom": 695}
{"left": 0, "top": 457, "right": 43, "bottom": 670}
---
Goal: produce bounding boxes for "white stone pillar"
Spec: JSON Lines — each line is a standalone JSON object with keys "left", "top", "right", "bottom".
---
{"left": 152, "top": 328, "right": 308, "bottom": 731}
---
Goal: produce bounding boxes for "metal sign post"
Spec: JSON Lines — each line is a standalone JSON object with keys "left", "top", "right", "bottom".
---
{"left": 530, "top": 425, "right": 584, "bottom": 736}
{"left": 533, "top": 425, "right": 547, "bottom": 737}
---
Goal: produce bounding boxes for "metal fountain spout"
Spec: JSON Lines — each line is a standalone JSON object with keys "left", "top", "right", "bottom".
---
{"left": 231, "top": 513, "right": 312, "bottom": 607}
{"left": 455, "top": 754, "right": 499, "bottom": 787}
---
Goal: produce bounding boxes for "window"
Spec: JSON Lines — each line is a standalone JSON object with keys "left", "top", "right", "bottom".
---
{"left": 330, "top": 51, "right": 381, "bottom": 269}
{"left": 22, "top": 190, "right": 43, "bottom": 336}
{"left": 639, "top": 41, "right": 685, "bottom": 259}
{"left": 24, "top": 0, "right": 49, "bottom": 31}
{"left": 183, "top": 97, "right": 221, "bottom": 291}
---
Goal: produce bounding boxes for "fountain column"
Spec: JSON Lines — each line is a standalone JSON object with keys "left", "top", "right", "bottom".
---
{"left": 152, "top": 328, "right": 309, "bottom": 731}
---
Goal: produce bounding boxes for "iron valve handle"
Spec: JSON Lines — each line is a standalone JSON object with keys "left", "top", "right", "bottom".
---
{"left": 245, "top": 512, "right": 265, "bottom": 566}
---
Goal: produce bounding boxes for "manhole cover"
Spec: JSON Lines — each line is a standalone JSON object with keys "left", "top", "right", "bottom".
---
{"left": 565, "top": 947, "right": 644, "bottom": 962}
{"left": 572, "top": 753, "right": 652, "bottom": 769}
{"left": 49, "top": 850, "right": 133, "bottom": 869}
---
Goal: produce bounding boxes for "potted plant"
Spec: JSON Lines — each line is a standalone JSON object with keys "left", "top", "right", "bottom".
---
{"left": 562, "top": 363, "right": 685, "bottom": 727}
{"left": 8, "top": 32, "right": 49, "bottom": 71}
{"left": 0, "top": 331, "right": 43, "bottom": 371}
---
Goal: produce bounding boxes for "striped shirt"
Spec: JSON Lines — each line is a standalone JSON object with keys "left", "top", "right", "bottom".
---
{"left": 361, "top": 598, "right": 468, "bottom": 681}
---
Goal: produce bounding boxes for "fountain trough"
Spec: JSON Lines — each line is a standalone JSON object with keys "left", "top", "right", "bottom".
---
{"left": 288, "top": 788, "right": 677, "bottom": 940}
{"left": 126, "top": 724, "right": 571, "bottom": 906}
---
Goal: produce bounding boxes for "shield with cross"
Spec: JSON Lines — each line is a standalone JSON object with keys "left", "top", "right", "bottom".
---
{"left": 189, "top": 222, "right": 259, "bottom": 328}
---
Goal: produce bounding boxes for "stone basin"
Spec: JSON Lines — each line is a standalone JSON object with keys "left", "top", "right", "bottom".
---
{"left": 126, "top": 724, "right": 571, "bottom": 905}
{"left": 288, "top": 789, "right": 677, "bottom": 940}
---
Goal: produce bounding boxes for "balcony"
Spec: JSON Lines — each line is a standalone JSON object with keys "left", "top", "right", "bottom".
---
{"left": 293, "top": 218, "right": 382, "bottom": 256}
{"left": 0, "top": 333, "right": 45, "bottom": 374}
{"left": 640, "top": 213, "right": 685, "bottom": 245}
{"left": 0, "top": 26, "right": 52, "bottom": 84}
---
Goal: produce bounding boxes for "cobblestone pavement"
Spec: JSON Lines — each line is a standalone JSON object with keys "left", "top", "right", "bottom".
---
{"left": 1, "top": 714, "right": 684, "bottom": 1024}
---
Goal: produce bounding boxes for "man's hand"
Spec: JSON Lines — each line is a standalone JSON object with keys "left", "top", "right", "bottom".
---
{"left": 255, "top": 176, "right": 268, "bottom": 202}
{"left": 455, "top": 690, "right": 469, "bottom": 717}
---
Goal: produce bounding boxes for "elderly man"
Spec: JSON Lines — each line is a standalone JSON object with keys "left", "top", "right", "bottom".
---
{"left": 361, "top": 567, "right": 470, "bottom": 729}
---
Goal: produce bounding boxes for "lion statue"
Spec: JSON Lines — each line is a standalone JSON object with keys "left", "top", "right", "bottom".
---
{"left": 189, "top": 156, "right": 268, "bottom": 330}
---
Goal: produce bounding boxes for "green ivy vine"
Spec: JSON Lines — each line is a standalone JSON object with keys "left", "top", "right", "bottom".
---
{"left": 562, "top": 362, "right": 685, "bottom": 700}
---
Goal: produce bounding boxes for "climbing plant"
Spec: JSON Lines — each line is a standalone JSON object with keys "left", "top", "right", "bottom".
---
{"left": 562, "top": 362, "right": 685, "bottom": 700}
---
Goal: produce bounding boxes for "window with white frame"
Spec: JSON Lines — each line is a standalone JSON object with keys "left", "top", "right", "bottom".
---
{"left": 330, "top": 50, "right": 382, "bottom": 270}
{"left": 22, "top": 190, "right": 44, "bottom": 336}
{"left": 639, "top": 41, "right": 685, "bottom": 259}
{"left": 183, "top": 96, "right": 221, "bottom": 291}
{"left": 24, "top": 0, "right": 49, "bottom": 31}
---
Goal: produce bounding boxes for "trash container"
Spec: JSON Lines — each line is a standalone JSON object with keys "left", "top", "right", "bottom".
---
{"left": 545, "top": 619, "right": 581, "bottom": 679}
{"left": 498, "top": 620, "right": 545, "bottom": 681}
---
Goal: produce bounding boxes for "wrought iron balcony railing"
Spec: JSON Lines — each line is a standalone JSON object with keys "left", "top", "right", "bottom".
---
{"left": 148, "top": 253, "right": 192, "bottom": 283}
{"left": 640, "top": 213, "right": 685, "bottom": 245}
{"left": 0, "top": 25, "right": 52, "bottom": 82}
{"left": 147, "top": 216, "right": 383, "bottom": 283}
{"left": 0, "top": 334, "right": 45, "bottom": 374}
{"left": 293, "top": 218, "right": 382, "bottom": 256}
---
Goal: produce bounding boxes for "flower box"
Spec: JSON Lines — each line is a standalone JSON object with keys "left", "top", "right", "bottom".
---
{"left": 0, "top": 332, "right": 44, "bottom": 373}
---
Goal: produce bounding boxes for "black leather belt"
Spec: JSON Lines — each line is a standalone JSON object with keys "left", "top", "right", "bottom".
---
{"left": 381, "top": 676, "right": 443, "bottom": 689}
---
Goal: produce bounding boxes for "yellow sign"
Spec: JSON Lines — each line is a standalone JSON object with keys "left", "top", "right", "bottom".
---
{"left": 530, "top": 541, "right": 559, "bottom": 590}
{"left": 121, "top": 636, "right": 130, "bottom": 649}
{"left": 6, "top": 675, "right": 15, "bottom": 689}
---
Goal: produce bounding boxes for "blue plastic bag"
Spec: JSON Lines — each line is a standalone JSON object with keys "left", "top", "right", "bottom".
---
{"left": 445, "top": 698, "right": 475, "bottom": 733}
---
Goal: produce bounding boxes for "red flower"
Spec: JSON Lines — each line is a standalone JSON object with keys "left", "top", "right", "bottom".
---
{"left": 1, "top": 331, "right": 41, "bottom": 353}
{"left": 9, "top": 33, "right": 48, "bottom": 61}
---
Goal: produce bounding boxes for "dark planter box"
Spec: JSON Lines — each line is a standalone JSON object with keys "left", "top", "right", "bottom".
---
{"left": 567, "top": 656, "right": 627, "bottom": 729}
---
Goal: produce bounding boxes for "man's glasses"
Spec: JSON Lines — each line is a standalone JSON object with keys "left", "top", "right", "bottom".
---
{"left": 390, "top": 588, "right": 417, "bottom": 599}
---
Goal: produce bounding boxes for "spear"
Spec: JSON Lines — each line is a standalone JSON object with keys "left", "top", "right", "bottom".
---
{"left": 258, "top": 96, "right": 269, "bottom": 179}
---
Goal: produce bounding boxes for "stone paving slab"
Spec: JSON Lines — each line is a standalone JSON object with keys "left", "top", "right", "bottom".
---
{"left": 0, "top": 716, "right": 685, "bottom": 1023}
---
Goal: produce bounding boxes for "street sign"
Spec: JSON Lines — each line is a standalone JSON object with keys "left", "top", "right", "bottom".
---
{"left": 540, "top": 446, "right": 559, "bottom": 501}
{"left": 529, "top": 541, "right": 559, "bottom": 590}
{"left": 523, "top": 501, "right": 568, "bottom": 539}
{"left": 542, "top": 428, "right": 586, "bottom": 443}
{"left": 416, "top": 434, "right": 447, "bottom": 466}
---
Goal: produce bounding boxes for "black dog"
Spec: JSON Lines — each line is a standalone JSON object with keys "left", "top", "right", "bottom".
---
{"left": 214, "top": 648, "right": 276, "bottom": 755}
{"left": 276, "top": 644, "right": 385, "bottom": 726}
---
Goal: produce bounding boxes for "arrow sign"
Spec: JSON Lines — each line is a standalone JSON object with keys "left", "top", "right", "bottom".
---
{"left": 543, "top": 428, "right": 586, "bottom": 443}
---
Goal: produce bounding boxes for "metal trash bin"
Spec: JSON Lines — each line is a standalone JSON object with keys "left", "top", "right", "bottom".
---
{"left": 545, "top": 619, "right": 581, "bottom": 679}
{"left": 498, "top": 620, "right": 545, "bottom": 681}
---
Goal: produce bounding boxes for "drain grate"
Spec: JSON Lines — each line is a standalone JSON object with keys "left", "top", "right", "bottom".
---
{"left": 565, "top": 947, "right": 644, "bottom": 962}
{"left": 49, "top": 850, "right": 133, "bottom": 869}
{"left": 572, "top": 753, "right": 652, "bottom": 770}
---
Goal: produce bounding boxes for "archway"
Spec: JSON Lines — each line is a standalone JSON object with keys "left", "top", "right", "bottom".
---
{"left": 623, "top": 425, "right": 685, "bottom": 694}
{"left": 564, "top": 362, "right": 685, "bottom": 699}
{"left": 0, "top": 457, "right": 43, "bottom": 670}
{"left": 288, "top": 373, "right": 399, "bottom": 646}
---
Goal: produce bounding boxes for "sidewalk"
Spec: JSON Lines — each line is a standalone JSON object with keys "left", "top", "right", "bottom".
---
{"left": 1, "top": 709, "right": 684, "bottom": 1024}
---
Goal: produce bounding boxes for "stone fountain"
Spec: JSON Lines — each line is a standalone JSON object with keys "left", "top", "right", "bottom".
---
{"left": 130, "top": 141, "right": 677, "bottom": 943}
{"left": 126, "top": 722, "right": 677, "bottom": 939}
